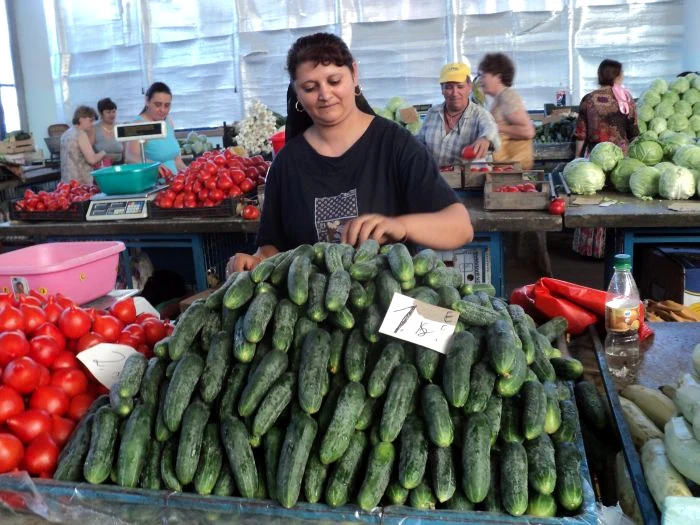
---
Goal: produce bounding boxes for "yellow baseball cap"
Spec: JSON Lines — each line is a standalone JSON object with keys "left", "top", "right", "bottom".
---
{"left": 440, "top": 62, "right": 471, "bottom": 83}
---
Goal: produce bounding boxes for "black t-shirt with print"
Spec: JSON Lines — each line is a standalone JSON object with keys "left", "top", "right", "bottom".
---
{"left": 257, "top": 116, "right": 460, "bottom": 251}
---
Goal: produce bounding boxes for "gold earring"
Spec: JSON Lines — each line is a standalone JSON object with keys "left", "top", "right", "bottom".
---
{"left": 354, "top": 85, "right": 362, "bottom": 96}
{"left": 295, "top": 101, "right": 305, "bottom": 113}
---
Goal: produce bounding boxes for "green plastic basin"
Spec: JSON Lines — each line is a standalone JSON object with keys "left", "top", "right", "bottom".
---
{"left": 92, "top": 162, "right": 159, "bottom": 195}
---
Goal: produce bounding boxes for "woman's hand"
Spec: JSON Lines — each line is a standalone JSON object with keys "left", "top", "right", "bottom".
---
{"left": 226, "top": 253, "right": 262, "bottom": 275}
{"left": 341, "top": 214, "right": 407, "bottom": 247}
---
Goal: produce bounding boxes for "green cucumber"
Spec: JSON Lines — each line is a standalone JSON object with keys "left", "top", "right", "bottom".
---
{"left": 238, "top": 349, "right": 288, "bottom": 417}
{"left": 551, "top": 399, "right": 578, "bottom": 444}
{"left": 575, "top": 380, "right": 607, "bottom": 430}
{"left": 163, "top": 352, "right": 204, "bottom": 432}
{"left": 139, "top": 439, "right": 162, "bottom": 490}
{"left": 251, "top": 259, "right": 275, "bottom": 284}
{"left": 522, "top": 379, "right": 547, "bottom": 440}
{"left": 484, "top": 396, "right": 503, "bottom": 447}
{"left": 160, "top": 437, "right": 183, "bottom": 491}
{"left": 484, "top": 452, "right": 502, "bottom": 512}
{"left": 329, "top": 305, "right": 355, "bottom": 331}
{"left": 153, "top": 336, "right": 170, "bottom": 359}
{"left": 462, "top": 412, "right": 491, "bottom": 504}
{"left": 320, "top": 381, "right": 366, "bottom": 464}
{"left": 324, "top": 243, "right": 345, "bottom": 273}
{"left": 344, "top": 328, "right": 369, "bottom": 382}
{"left": 537, "top": 316, "right": 568, "bottom": 342}
{"left": 436, "top": 286, "right": 461, "bottom": 309}
{"left": 445, "top": 488, "right": 475, "bottom": 511}
{"left": 234, "top": 316, "right": 257, "bottom": 363}
{"left": 543, "top": 381, "right": 562, "bottom": 434}
{"left": 349, "top": 261, "right": 380, "bottom": 282}
{"left": 357, "top": 441, "right": 396, "bottom": 511}
{"left": 530, "top": 329, "right": 557, "bottom": 382}
{"left": 220, "top": 414, "right": 258, "bottom": 498}
{"left": 555, "top": 441, "right": 583, "bottom": 511}
{"left": 495, "top": 349, "right": 527, "bottom": 397}
{"left": 525, "top": 433, "right": 557, "bottom": 495}
{"left": 287, "top": 255, "right": 312, "bottom": 306}
{"left": 252, "top": 372, "right": 295, "bottom": 437}
{"left": 464, "top": 360, "right": 496, "bottom": 413}
{"left": 154, "top": 380, "right": 172, "bottom": 442}
{"left": 114, "top": 353, "right": 148, "bottom": 400}
{"left": 527, "top": 492, "right": 558, "bottom": 517}
{"left": 298, "top": 328, "right": 331, "bottom": 414}
{"left": 325, "top": 269, "right": 352, "bottom": 312}
{"left": 271, "top": 298, "right": 299, "bottom": 352}
{"left": 442, "top": 331, "right": 477, "bottom": 408}
{"left": 193, "top": 422, "right": 223, "bottom": 495}
{"left": 169, "top": 301, "right": 207, "bottom": 360}
{"left": 328, "top": 328, "right": 346, "bottom": 375}
{"left": 386, "top": 480, "right": 410, "bottom": 505}
{"left": 355, "top": 396, "right": 381, "bottom": 431}
{"left": 175, "top": 399, "right": 210, "bottom": 486}
{"left": 276, "top": 410, "right": 318, "bottom": 508}
{"left": 367, "top": 341, "right": 404, "bottom": 398}
{"left": 243, "top": 291, "right": 278, "bottom": 343}
{"left": 200, "top": 308, "right": 222, "bottom": 351}
{"left": 551, "top": 357, "right": 584, "bottom": 380}
{"left": 387, "top": 243, "right": 414, "bottom": 282}
{"left": 255, "top": 281, "right": 277, "bottom": 297}
{"left": 54, "top": 397, "right": 107, "bottom": 481}
{"left": 303, "top": 448, "right": 329, "bottom": 504}
{"left": 414, "top": 345, "right": 440, "bottom": 382}
{"left": 452, "top": 299, "right": 501, "bottom": 327}
{"left": 487, "top": 319, "right": 518, "bottom": 377}
{"left": 200, "top": 330, "right": 232, "bottom": 403}
{"left": 379, "top": 363, "right": 418, "bottom": 442}
{"left": 421, "top": 383, "right": 454, "bottom": 447}
{"left": 362, "top": 303, "right": 382, "bottom": 343}
{"left": 217, "top": 362, "right": 250, "bottom": 421}
{"left": 426, "top": 266, "right": 461, "bottom": 289}
{"left": 221, "top": 305, "right": 240, "bottom": 333}
{"left": 263, "top": 426, "right": 284, "bottom": 502}
{"left": 83, "top": 406, "right": 119, "bottom": 484}
{"left": 409, "top": 480, "right": 437, "bottom": 510}
{"left": 376, "top": 269, "right": 401, "bottom": 310}
{"left": 500, "top": 441, "right": 528, "bottom": 516}
{"left": 223, "top": 271, "right": 255, "bottom": 310}
{"left": 431, "top": 445, "right": 456, "bottom": 503}
{"left": 325, "top": 430, "right": 367, "bottom": 508}
{"left": 312, "top": 242, "right": 329, "bottom": 265}
{"left": 140, "top": 357, "right": 167, "bottom": 408}
{"left": 116, "top": 403, "right": 153, "bottom": 488}
{"left": 349, "top": 279, "right": 370, "bottom": 309}
{"left": 212, "top": 463, "right": 235, "bottom": 497}
{"left": 306, "top": 272, "right": 328, "bottom": 323}
{"left": 413, "top": 248, "right": 439, "bottom": 276}
{"left": 500, "top": 395, "right": 523, "bottom": 443}
{"left": 398, "top": 414, "right": 428, "bottom": 490}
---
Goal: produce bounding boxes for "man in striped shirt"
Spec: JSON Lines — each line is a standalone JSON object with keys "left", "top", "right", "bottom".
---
{"left": 417, "top": 62, "right": 500, "bottom": 166}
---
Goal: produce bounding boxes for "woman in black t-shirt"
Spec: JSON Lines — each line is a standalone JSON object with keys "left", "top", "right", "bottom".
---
{"left": 228, "top": 33, "right": 473, "bottom": 273}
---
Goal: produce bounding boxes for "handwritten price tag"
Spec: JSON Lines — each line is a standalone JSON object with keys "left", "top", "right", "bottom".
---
{"left": 77, "top": 343, "right": 140, "bottom": 389}
{"left": 379, "top": 292, "right": 458, "bottom": 354}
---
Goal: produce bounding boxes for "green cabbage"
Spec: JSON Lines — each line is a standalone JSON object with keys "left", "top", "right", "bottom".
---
{"left": 661, "top": 91, "right": 681, "bottom": 106}
{"left": 675, "top": 100, "right": 693, "bottom": 118}
{"left": 667, "top": 114, "right": 690, "bottom": 133}
{"left": 655, "top": 101, "right": 675, "bottom": 119}
{"left": 638, "top": 120, "right": 647, "bottom": 133}
{"left": 690, "top": 115, "right": 700, "bottom": 132}
{"left": 589, "top": 142, "right": 623, "bottom": 173}
{"left": 658, "top": 130, "right": 677, "bottom": 141}
{"left": 673, "top": 144, "right": 700, "bottom": 170}
{"left": 650, "top": 78, "right": 669, "bottom": 94}
{"left": 638, "top": 130, "right": 658, "bottom": 141}
{"left": 683, "top": 88, "right": 700, "bottom": 106}
{"left": 694, "top": 76, "right": 700, "bottom": 91}
{"left": 375, "top": 108, "right": 394, "bottom": 120}
{"left": 628, "top": 140, "right": 664, "bottom": 165}
{"left": 640, "top": 91, "right": 661, "bottom": 108}
{"left": 562, "top": 159, "right": 606, "bottom": 195}
{"left": 637, "top": 104, "right": 655, "bottom": 122}
{"left": 406, "top": 121, "right": 421, "bottom": 134}
{"left": 385, "top": 97, "right": 406, "bottom": 114}
{"left": 629, "top": 166, "right": 661, "bottom": 199}
{"left": 661, "top": 132, "right": 695, "bottom": 159}
{"left": 649, "top": 117, "right": 668, "bottom": 134}
{"left": 658, "top": 165, "right": 696, "bottom": 199}
{"left": 610, "top": 158, "right": 645, "bottom": 193}
{"left": 694, "top": 102, "right": 700, "bottom": 116}
{"left": 671, "top": 76, "right": 691, "bottom": 94}
{"left": 654, "top": 161, "right": 676, "bottom": 173}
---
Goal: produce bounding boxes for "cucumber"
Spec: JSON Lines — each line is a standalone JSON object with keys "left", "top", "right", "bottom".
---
{"left": 272, "top": 298, "right": 299, "bottom": 352}
{"left": 325, "top": 269, "right": 352, "bottom": 312}
{"left": 221, "top": 305, "right": 239, "bottom": 333}
{"left": 379, "top": 363, "right": 418, "bottom": 442}
{"left": 400, "top": 276, "right": 416, "bottom": 291}
{"left": 325, "top": 430, "right": 367, "bottom": 508}
{"left": 200, "top": 330, "right": 233, "bottom": 403}
{"left": 217, "top": 362, "right": 250, "bottom": 421}
{"left": 238, "top": 349, "right": 288, "bottom": 417}
{"left": 272, "top": 245, "right": 313, "bottom": 287}
{"left": 487, "top": 319, "right": 518, "bottom": 377}
{"left": 276, "top": 410, "right": 318, "bottom": 508}
{"left": 220, "top": 414, "right": 258, "bottom": 498}
{"left": 154, "top": 380, "right": 172, "bottom": 442}
{"left": 462, "top": 412, "right": 491, "bottom": 504}
{"left": 483, "top": 396, "right": 503, "bottom": 447}
{"left": 425, "top": 266, "right": 461, "bottom": 289}
{"left": 367, "top": 341, "right": 404, "bottom": 398}
{"left": 355, "top": 396, "right": 381, "bottom": 431}
{"left": 574, "top": 380, "right": 607, "bottom": 430}
{"left": 163, "top": 352, "right": 204, "bottom": 432}
{"left": 329, "top": 306, "right": 355, "bottom": 331}
{"left": 353, "top": 239, "right": 380, "bottom": 263}
{"left": 464, "top": 360, "right": 496, "bottom": 413}
{"left": 243, "top": 291, "right": 278, "bottom": 343}
{"left": 317, "top": 374, "right": 346, "bottom": 435}
{"left": 513, "top": 320, "right": 536, "bottom": 365}
{"left": 139, "top": 439, "right": 162, "bottom": 490}
{"left": 551, "top": 357, "right": 584, "bottom": 380}
{"left": 409, "top": 480, "right": 437, "bottom": 510}
{"left": 421, "top": 383, "right": 454, "bottom": 447}
{"left": 263, "top": 426, "right": 284, "bottom": 502}
{"left": 525, "top": 433, "right": 557, "bottom": 495}
{"left": 376, "top": 269, "right": 401, "bottom": 310}
{"left": 484, "top": 452, "right": 502, "bottom": 512}
{"left": 306, "top": 272, "right": 328, "bottom": 323}
{"left": 324, "top": 243, "right": 345, "bottom": 273}
{"left": 445, "top": 488, "right": 475, "bottom": 511}
{"left": 461, "top": 282, "right": 496, "bottom": 297}
{"left": 357, "top": 441, "right": 396, "bottom": 511}
{"left": 114, "top": 353, "right": 147, "bottom": 399}
{"left": 349, "top": 261, "right": 380, "bottom": 282}
{"left": 312, "top": 242, "right": 329, "bottom": 265}
{"left": 442, "top": 331, "right": 477, "bottom": 408}
{"left": 160, "top": 437, "right": 183, "bottom": 491}
{"left": 522, "top": 379, "right": 547, "bottom": 440}
{"left": 255, "top": 281, "right": 277, "bottom": 297}
{"left": 551, "top": 399, "right": 578, "bottom": 444}
{"left": 413, "top": 248, "right": 439, "bottom": 276}
{"left": 213, "top": 463, "right": 235, "bottom": 497}
{"left": 500, "top": 441, "right": 528, "bottom": 516}
{"left": 527, "top": 492, "right": 558, "bottom": 518}
{"left": 116, "top": 403, "right": 153, "bottom": 488}
{"left": 530, "top": 329, "right": 557, "bottom": 382}
{"left": 387, "top": 243, "right": 414, "bottom": 282}
{"left": 251, "top": 259, "right": 275, "bottom": 284}
{"left": 495, "top": 349, "right": 527, "bottom": 397}
{"left": 252, "top": 372, "right": 295, "bottom": 437}
{"left": 54, "top": 408, "right": 99, "bottom": 481}
{"left": 500, "top": 395, "right": 523, "bottom": 443}
{"left": 223, "top": 271, "right": 255, "bottom": 310}
{"left": 537, "top": 316, "right": 568, "bottom": 342}
{"left": 452, "top": 299, "right": 500, "bottom": 327}
{"left": 200, "top": 308, "right": 222, "bottom": 351}
{"left": 83, "top": 406, "right": 119, "bottom": 484}
{"left": 555, "top": 441, "right": 583, "bottom": 511}
{"left": 386, "top": 480, "right": 410, "bottom": 505}
{"left": 303, "top": 448, "right": 329, "bottom": 503}
{"left": 431, "top": 444, "right": 456, "bottom": 503}
{"left": 320, "top": 381, "right": 366, "bottom": 464}
{"left": 193, "top": 423, "right": 223, "bottom": 495}
{"left": 408, "top": 286, "right": 440, "bottom": 305}
{"left": 543, "top": 381, "right": 562, "bottom": 434}
{"left": 362, "top": 303, "right": 382, "bottom": 343}
{"left": 140, "top": 357, "right": 167, "bottom": 408}
{"left": 175, "top": 399, "right": 210, "bottom": 486}
{"left": 436, "top": 286, "right": 461, "bottom": 309}
{"left": 298, "top": 329, "right": 331, "bottom": 414}
{"left": 349, "top": 279, "right": 370, "bottom": 309}
{"left": 414, "top": 345, "right": 440, "bottom": 382}
{"left": 328, "top": 328, "right": 346, "bottom": 375}
{"left": 169, "top": 301, "right": 208, "bottom": 360}
{"left": 398, "top": 414, "right": 428, "bottom": 490}
{"left": 341, "top": 244, "right": 355, "bottom": 269}
{"left": 287, "top": 255, "right": 312, "bottom": 306}
{"left": 344, "top": 328, "right": 369, "bottom": 382}
{"left": 234, "top": 316, "right": 257, "bottom": 363}
{"left": 152, "top": 336, "right": 170, "bottom": 359}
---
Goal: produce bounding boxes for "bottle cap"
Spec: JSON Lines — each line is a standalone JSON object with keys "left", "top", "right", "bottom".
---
{"left": 613, "top": 253, "right": 631, "bottom": 270}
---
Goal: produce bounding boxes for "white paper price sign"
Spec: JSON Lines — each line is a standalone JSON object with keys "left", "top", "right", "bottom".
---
{"left": 77, "top": 343, "right": 140, "bottom": 389}
{"left": 379, "top": 292, "right": 459, "bottom": 354}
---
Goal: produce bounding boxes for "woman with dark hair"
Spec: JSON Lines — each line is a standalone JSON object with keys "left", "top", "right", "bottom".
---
{"left": 60, "top": 105, "right": 106, "bottom": 184}
{"left": 228, "top": 32, "right": 473, "bottom": 273}
{"left": 478, "top": 53, "right": 535, "bottom": 169}
{"left": 125, "top": 82, "right": 185, "bottom": 173}
{"left": 90, "top": 97, "right": 123, "bottom": 163}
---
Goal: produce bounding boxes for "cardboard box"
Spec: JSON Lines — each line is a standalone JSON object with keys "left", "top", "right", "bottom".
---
{"left": 638, "top": 247, "right": 700, "bottom": 313}
{"left": 436, "top": 246, "right": 490, "bottom": 285}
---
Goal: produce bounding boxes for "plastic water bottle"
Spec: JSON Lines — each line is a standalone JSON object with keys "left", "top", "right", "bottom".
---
{"left": 604, "top": 254, "right": 641, "bottom": 387}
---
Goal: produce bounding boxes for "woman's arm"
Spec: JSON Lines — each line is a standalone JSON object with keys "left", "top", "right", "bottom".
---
{"left": 125, "top": 139, "right": 143, "bottom": 164}
{"left": 86, "top": 126, "right": 96, "bottom": 147}
{"left": 499, "top": 108, "right": 535, "bottom": 140}
{"left": 77, "top": 132, "right": 105, "bottom": 165}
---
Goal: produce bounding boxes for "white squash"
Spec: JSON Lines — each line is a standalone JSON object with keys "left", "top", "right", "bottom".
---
{"left": 664, "top": 416, "right": 700, "bottom": 484}
{"left": 673, "top": 382, "right": 700, "bottom": 422}
{"left": 619, "top": 397, "right": 664, "bottom": 449}
{"left": 640, "top": 438, "right": 692, "bottom": 512}
{"left": 615, "top": 451, "right": 644, "bottom": 524}
{"left": 621, "top": 384, "right": 677, "bottom": 430}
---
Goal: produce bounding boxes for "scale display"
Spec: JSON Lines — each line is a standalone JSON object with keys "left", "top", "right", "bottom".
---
{"left": 85, "top": 186, "right": 166, "bottom": 221}
{"left": 115, "top": 121, "right": 167, "bottom": 142}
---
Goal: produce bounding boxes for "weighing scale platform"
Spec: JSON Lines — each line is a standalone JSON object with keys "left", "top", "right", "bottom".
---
{"left": 86, "top": 185, "right": 167, "bottom": 221}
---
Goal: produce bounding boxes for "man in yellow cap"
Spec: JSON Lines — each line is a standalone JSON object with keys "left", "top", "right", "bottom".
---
{"left": 417, "top": 62, "right": 499, "bottom": 166}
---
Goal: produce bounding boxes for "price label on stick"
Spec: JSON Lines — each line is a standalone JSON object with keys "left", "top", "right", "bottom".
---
{"left": 77, "top": 343, "right": 140, "bottom": 389}
{"left": 379, "top": 293, "right": 459, "bottom": 354}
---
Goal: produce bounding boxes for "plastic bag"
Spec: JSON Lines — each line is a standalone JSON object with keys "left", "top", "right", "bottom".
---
{"left": 597, "top": 503, "right": 638, "bottom": 525}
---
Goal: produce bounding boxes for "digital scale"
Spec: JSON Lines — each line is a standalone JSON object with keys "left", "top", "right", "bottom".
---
{"left": 85, "top": 121, "right": 169, "bottom": 221}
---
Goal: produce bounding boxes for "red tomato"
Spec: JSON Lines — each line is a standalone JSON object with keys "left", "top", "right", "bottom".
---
{"left": 0, "top": 331, "right": 30, "bottom": 366}
{"left": 548, "top": 198, "right": 566, "bottom": 216}
{"left": 0, "top": 305, "right": 24, "bottom": 332}
{"left": 242, "top": 205, "right": 260, "bottom": 220}
{"left": 239, "top": 178, "right": 256, "bottom": 193}
{"left": 76, "top": 332, "right": 105, "bottom": 352}
{"left": 29, "top": 385, "right": 69, "bottom": 416}
{"left": 58, "top": 305, "right": 92, "bottom": 339}
{"left": 54, "top": 293, "right": 74, "bottom": 310}
{"left": 0, "top": 386, "right": 24, "bottom": 424}
{"left": 209, "top": 189, "right": 225, "bottom": 202}
{"left": 43, "top": 298, "right": 63, "bottom": 325}
{"left": 205, "top": 178, "right": 218, "bottom": 190}
{"left": 49, "top": 416, "right": 75, "bottom": 448}
{"left": 37, "top": 364, "right": 50, "bottom": 387}
{"left": 92, "top": 314, "right": 122, "bottom": 343}
{"left": 67, "top": 393, "right": 95, "bottom": 422}
{"left": 51, "top": 351, "right": 78, "bottom": 370}
{"left": 461, "top": 145, "right": 477, "bottom": 160}
{"left": 122, "top": 324, "right": 146, "bottom": 346}
{"left": 0, "top": 433, "right": 23, "bottom": 473}
{"left": 18, "top": 294, "right": 43, "bottom": 308}
{"left": 228, "top": 185, "right": 243, "bottom": 198}
{"left": 135, "top": 313, "right": 157, "bottom": 324}
{"left": 34, "top": 322, "right": 66, "bottom": 351}
{"left": 0, "top": 293, "right": 16, "bottom": 310}
{"left": 117, "top": 333, "right": 139, "bottom": 348}
{"left": 50, "top": 368, "right": 88, "bottom": 398}
{"left": 3, "top": 356, "right": 41, "bottom": 395}
{"left": 19, "top": 304, "right": 47, "bottom": 335}
{"left": 6, "top": 410, "right": 52, "bottom": 443}
{"left": 110, "top": 298, "right": 136, "bottom": 325}
{"left": 28, "top": 335, "right": 61, "bottom": 368}
{"left": 135, "top": 344, "right": 151, "bottom": 358}
{"left": 141, "top": 318, "right": 166, "bottom": 346}
{"left": 217, "top": 175, "right": 233, "bottom": 190}
{"left": 230, "top": 169, "right": 246, "bottom": 185}
{"left": 24, "top": 432, "right": 59, "bottom": 476}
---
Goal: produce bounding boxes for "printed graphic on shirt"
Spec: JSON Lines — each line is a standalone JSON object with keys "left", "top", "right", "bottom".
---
{"left": 315, "top": 189, "right": 359, "bottom": 243}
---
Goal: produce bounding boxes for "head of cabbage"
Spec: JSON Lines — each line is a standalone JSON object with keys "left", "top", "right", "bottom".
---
{"left": 661, "top": 132, "right": 695, "bottom": 159}
{"left": 674, "top": 100, "right": 693, "bottom": 118}
{"left": 658, "top": 165, "right": 696, "bottom": 199}
{"left": 667, "top": 114, "right": 690, "bottom": 133}
{"left": 655, "top": 101, "right": 675, "bottom": 119}
{"left": 682, "top": 88, "right": 700, "bottom": 106}
{"left": 563, "top": 159, "right": 606, "bottom": 195}
{"left": 661, "top": 91, "right": 681, "bottom": 106}
{"left": 673, "top": 144, "right": 700, "bottom": 170}
{"left": 610, "top": 158, "right": 646, "bottom": 193}
{"left": 640, "top": 91, "right": 661, "bottom": 108}
{"left": 638, "top": 120, "right": 647, "bottom": 133}
{"left": 628, "top": 140, "right": 664, "bottom": 165}
{"left": 650, "top": 78, "right": 669, "bottom": 94}
{"left": 648, "top": 117, "right": 667, "bottom": 134}
{"left": 637, "top": 104, "right": 655, "bottom": 123}
{"left": 671, "top": 76, "right": 691, "bottom": 94}
{"left": 589, "top": 142, "right": 623, "bottom": 173}
{"left": 629, "top": 166, "right": 661, "bottom": 199}
{"left": 690, "top": 115, "right": 700, "bottom": 132}
{"left": 638, "top": 130, "right": 658, "bottom": 141}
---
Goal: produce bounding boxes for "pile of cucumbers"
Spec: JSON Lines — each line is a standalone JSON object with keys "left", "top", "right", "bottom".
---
{"left": 55, "top": 240, "right": 595, "bottom": 519}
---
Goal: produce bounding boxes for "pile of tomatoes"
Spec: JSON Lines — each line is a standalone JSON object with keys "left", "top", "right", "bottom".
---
{"left": 13, "top": 181, "right": 100, "bottom": 213}
{"left": 468, "top": 164, "right": 517, "bottom": 173}
{"left": 154, "top": 149, "right": 270, "bottom": 209}
{"left": 492, "top": 182, "right": 539, "bottom": 193}
{"left": 0, "top": 293, "right": 172, "bottom": 477}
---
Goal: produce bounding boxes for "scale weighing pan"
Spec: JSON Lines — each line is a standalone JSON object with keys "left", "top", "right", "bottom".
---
{"left": 86, "top": 185, "right": 167, "bottom": 221}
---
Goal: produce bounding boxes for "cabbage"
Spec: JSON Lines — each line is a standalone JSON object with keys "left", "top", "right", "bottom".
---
{"left": 690, "top": 115, "right": 700, "bottom": 132}
{"left": 589, "top": 142, "right": 623, "bottom": 173}
{"left": 638, "top": 120, "right": 647, "bottom": 133}
{"left": 375, "top": 108, "right": 394, "bottom": 120}
{"left": 650, "top": 78, "right": 669, "bottom": 94}
{"left": 628, "top": 140, "right": 664, "bottom": 165}
{"left": 640, "top": 91, "right": 661, "bottom": 108}
{"left": 661, "top": 132, "right": 695, "bottom": 159}
{"left": 562, "top": 159, "right": 606, "bottom": 195}
{"left": 654, "top": 162, "right": 676, "bottom": 173}
{"left": 610, "top": 158, "right": 645, "bottom": 193}
{"left": 655, "top": 101, "right": 675, "bottom": 119}
{"left": 186, "top": 131, "right": 198, "bottom": 142}
{"left": 667, "top": 114, "right": 690, "bottom": 133}
{"left": 629, "top": 166, "right": 661, "bottom": 199}
{"left": 683, "top": 88, "right": 700, "bottom": 106}
{"left": 192, "top": 142, "right": 205, "bottom": 155}
{"left": 675, "top": 100, "right": 693, "bottom": 118}
{"left": 671, "top": 76, "right": 691, "bottom": 94}
{"left": 661, "top": 91, "right": 681, "bottom": 106}
{"left": 673, "top": 144, "right": 700, "bottom": 170}
{"left": 694, "top": 76, "right": 700, "bottom": 91}
{"left": 658, "top": 130, "right": 677, "bottom": 141}
{"left": 658, "top": 165, "right": 696, "bottom": 199}
{"left": 182, "top": 144, "right": 193, "bottom": 155}
{"left": 694, "top": 102, "right": 700, "bottom": 116}
{"left": 638, "top": 130, "right": 658, "bottom": 141}
{"left": 637, "top": 104, "right": 655, "bottom": 122}
{"left": 648, "top": 117, "right": 668, "bottom": 134}
{"left": 385, "top": 97, "right": 406, "bottom": 114}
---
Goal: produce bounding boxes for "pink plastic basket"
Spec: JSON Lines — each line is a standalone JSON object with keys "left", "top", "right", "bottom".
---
{"left": 0, "top": 241, "right": 125, "bottom": 305}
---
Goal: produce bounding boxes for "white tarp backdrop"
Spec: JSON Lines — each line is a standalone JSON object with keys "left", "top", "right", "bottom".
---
{"left": 43, "top": 0, "right": 683, "bottom": 129}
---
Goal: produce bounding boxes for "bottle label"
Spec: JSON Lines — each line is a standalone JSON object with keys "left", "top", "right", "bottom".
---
{"left": 606, "top": 304, "right": 640, "bottom": 332}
